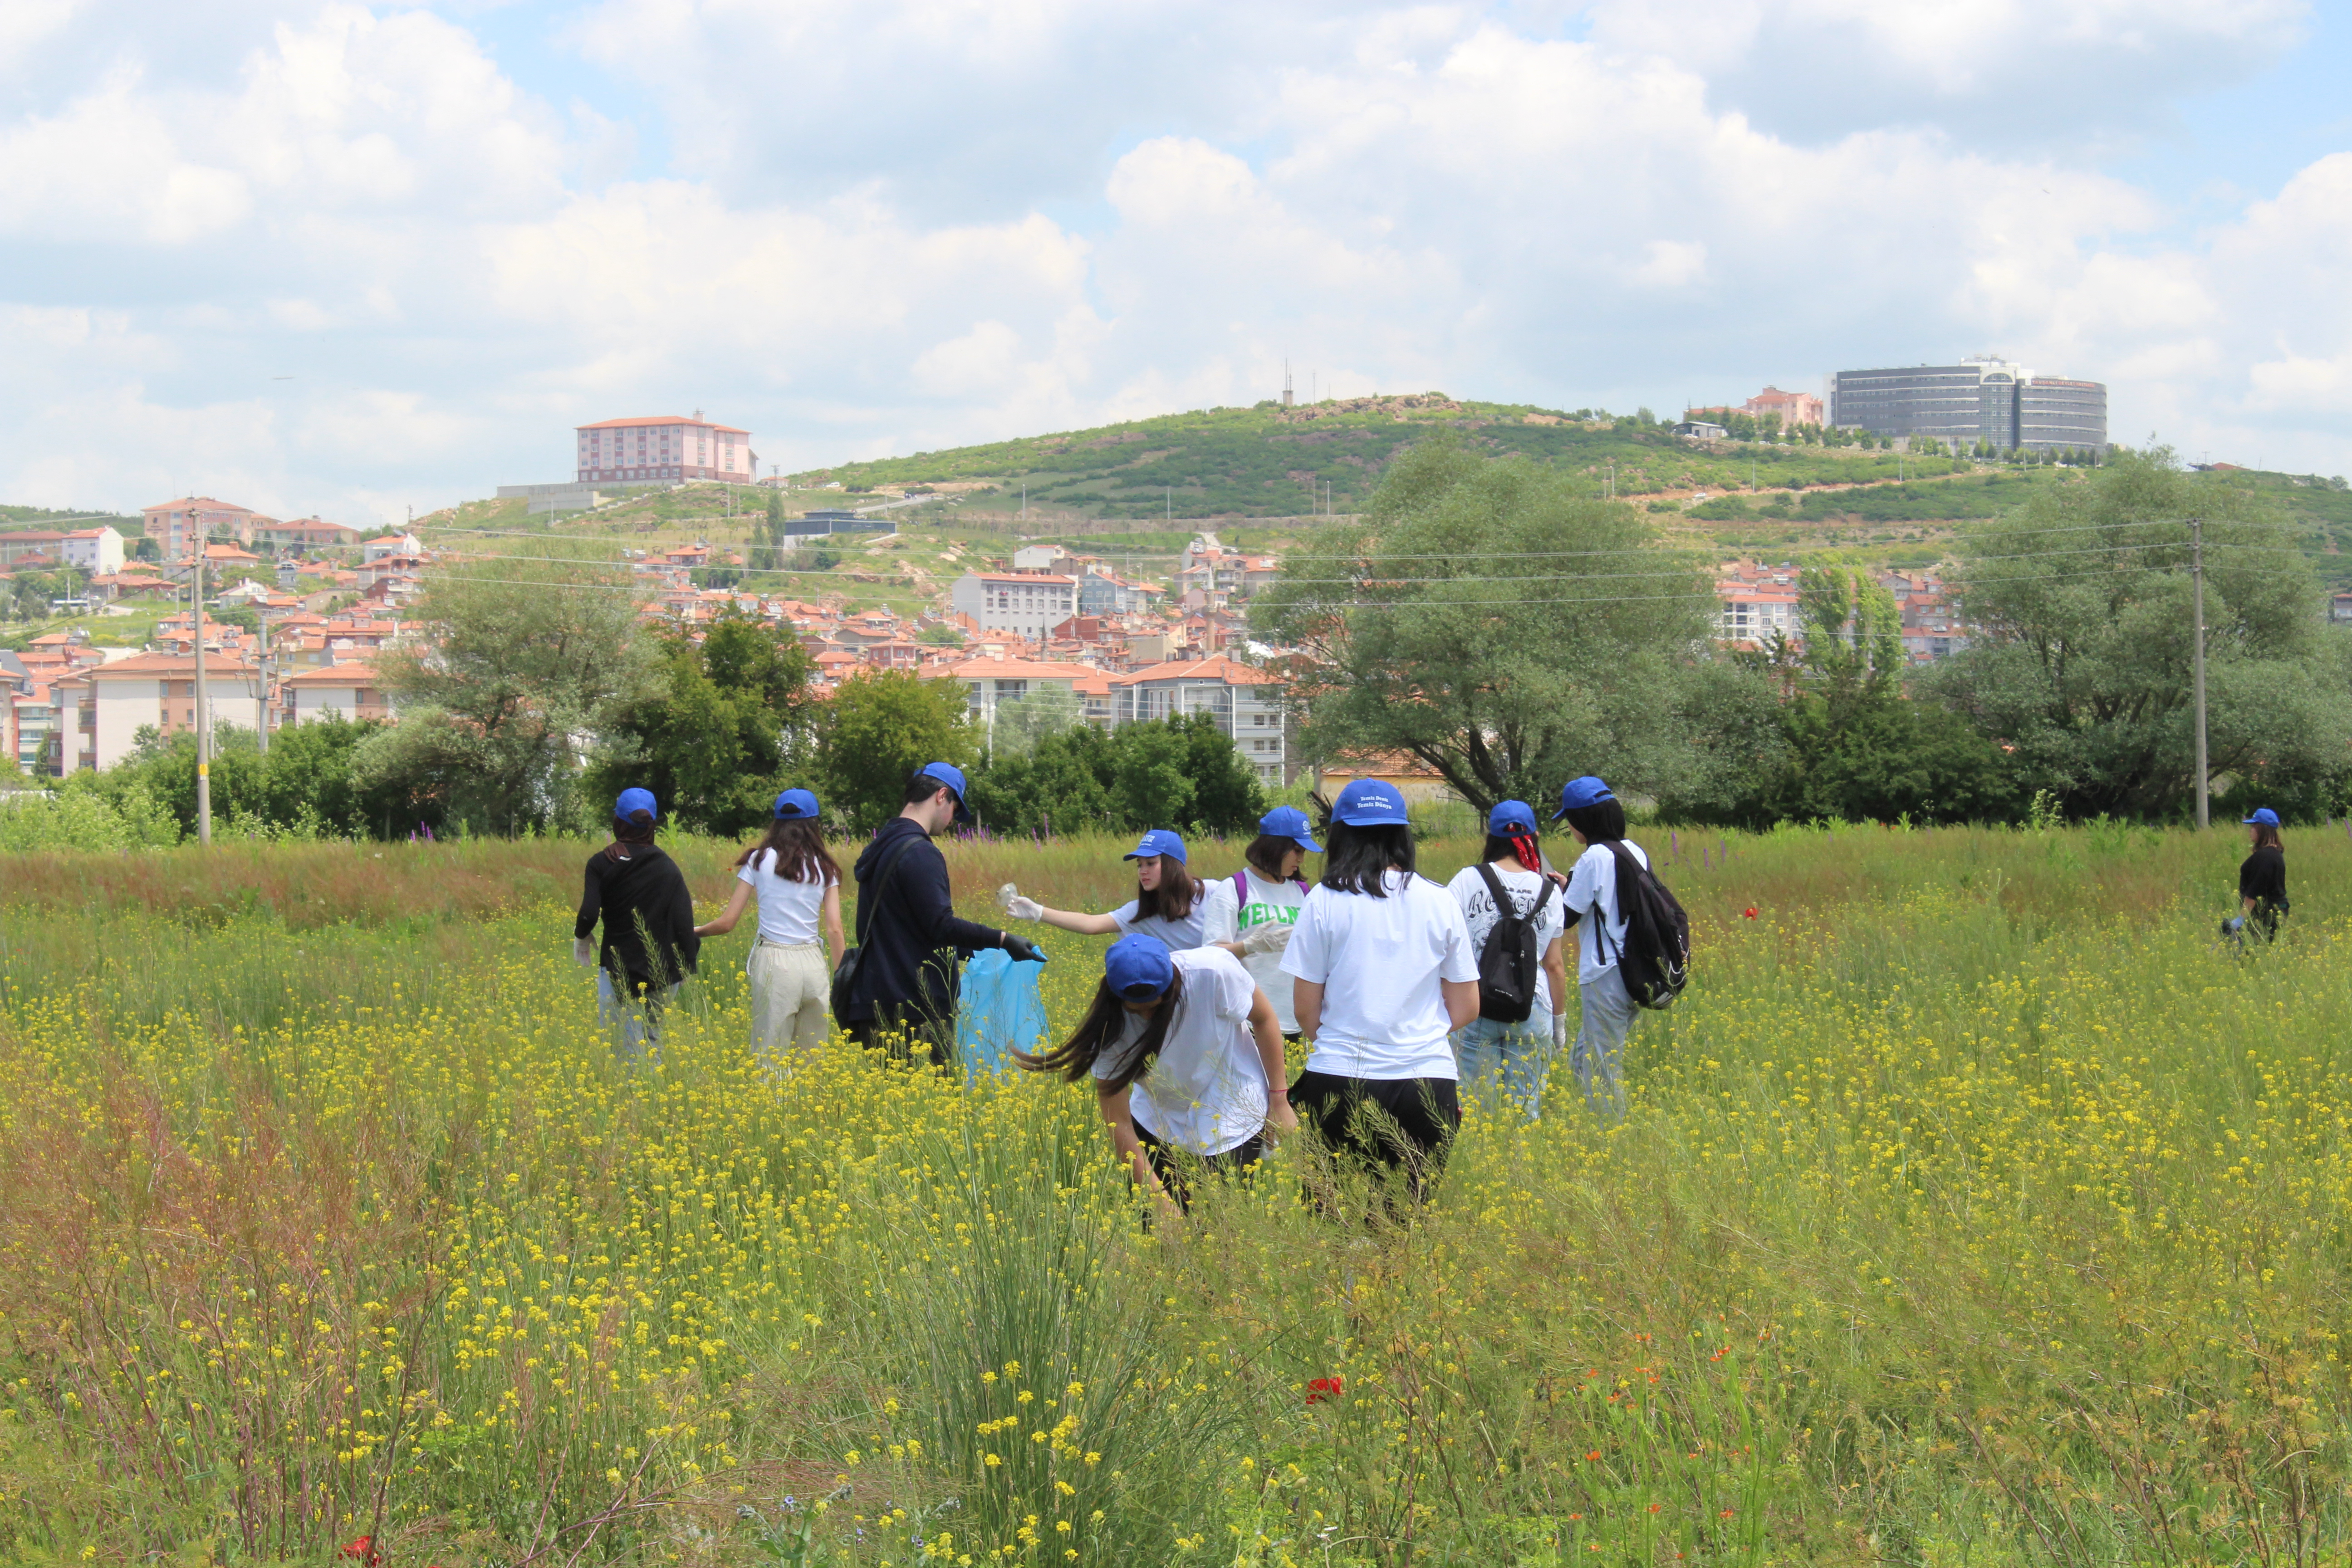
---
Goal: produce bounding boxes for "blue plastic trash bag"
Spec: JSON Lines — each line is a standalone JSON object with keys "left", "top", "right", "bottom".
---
{"left": 956, "top": 946, "right": 1049, "bottom": 1078}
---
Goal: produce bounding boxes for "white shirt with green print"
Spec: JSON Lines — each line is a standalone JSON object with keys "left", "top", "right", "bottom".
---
{"left": 1200, "top": 865, "right": 1311, "bottom": 1034}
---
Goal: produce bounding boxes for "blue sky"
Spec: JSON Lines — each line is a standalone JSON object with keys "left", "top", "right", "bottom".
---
{"left": 1, "top": 0, "right": 2345, "bottom": 524}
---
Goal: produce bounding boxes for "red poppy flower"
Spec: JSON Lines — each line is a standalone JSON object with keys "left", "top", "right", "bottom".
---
{"left": 339, "top": 1538, "right": 380, "bottom": 1568}
{"left": 1306, "top": 1376, "right": 1343, "bottom": 1405}
{"left": 1743, "top": 906, "right": 1758, "bottom": 919}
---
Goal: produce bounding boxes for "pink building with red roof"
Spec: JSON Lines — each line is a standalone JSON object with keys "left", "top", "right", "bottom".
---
{"left": 577, "top": 416, "right": 756, "bottom": 484}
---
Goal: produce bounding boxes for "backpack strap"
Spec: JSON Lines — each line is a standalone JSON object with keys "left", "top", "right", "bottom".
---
{"left": 1474, "top": 860, "right": 1514, "bottom": 918}
{"left": 1234, "top": 869, "right": 1250, "bottom": 910}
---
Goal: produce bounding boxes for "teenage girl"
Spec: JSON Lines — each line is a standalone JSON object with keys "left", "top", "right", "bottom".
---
{"left": 1278, "top": 779, "right": 1480, "bottom": 1206}
{"left": 693, "top": 789, "right": 846, "bottom": 1067}
{"left": 2239, "top": 806, "right": 2288, "bottom": 941}
{"left": 1444, "top": 799, "right": 1571, "bottom": 1117}
{"left": 1200, "top": 804, "right": 1321, "bottom": 1037}
{"left": 1552, "top": 775, "right": 1653, "bottom": 1122}
{"left": 573, "top": 787, "right": 700, "bottom": 1058}
{"left": 1019, "top": 934, "right": 1295, "bottom": 1214}
{"left": 1002, "top": 829, "right": 1208, "bottom": 949}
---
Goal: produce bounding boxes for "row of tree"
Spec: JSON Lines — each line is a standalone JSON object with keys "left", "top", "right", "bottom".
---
{"left": 1254, "top": 438, "right": 2352, "bottom": 826}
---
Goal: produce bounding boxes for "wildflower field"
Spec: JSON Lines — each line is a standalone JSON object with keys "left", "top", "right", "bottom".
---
{"left": 4, "top": 823, "right": 2351, "bottom": 1567}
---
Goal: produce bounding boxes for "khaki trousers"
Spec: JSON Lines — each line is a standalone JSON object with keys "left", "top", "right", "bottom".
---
{"left": 747, "top": 939, "right": 830, "bottom": 1068}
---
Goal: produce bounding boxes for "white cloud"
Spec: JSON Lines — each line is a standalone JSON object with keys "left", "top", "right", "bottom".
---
{"left": 0, "top": 0, "right": 2343, "bottom": 518}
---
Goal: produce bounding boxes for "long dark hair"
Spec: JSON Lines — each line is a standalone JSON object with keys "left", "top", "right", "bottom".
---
{"left": 1131, "top": 856, "right": 1202, "bottom": 921}
{"left": 603, "top": 808, "right": 656, "bottom": 862}
{"left": 2251, "top": 822, "right": 2283, "bottom": 852}
{"left": 1243, "top": 833, "right": 1301, "bottom": 880}
{"left": 1016, "top": 969, "right": 1187, "bottom": 1093}
{"left": 1320, "top": 820, "right": 1415, "bottom": 897}
{"left": 737, "top": 818, "right": 840, "bottom": 884}
{"left": 1481, "top": 832, "right": 1544, "bottom": 871}
{"left": 1560, "top": 799, "right": 1627, "bottom": 844}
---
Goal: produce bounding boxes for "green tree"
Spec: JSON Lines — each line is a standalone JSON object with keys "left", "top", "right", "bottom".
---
{"left": 1921, "top": 447, "right": 2352, "bottom": 819}
{"left": 589, "top": 609, "right": 817, "bottom": 834}
{"left": 988, "top": 685, "right": 1083, "bottom": 758}
{"left": 1251, "top": 436, "right": 1714, "bottom": 813}
{"left": 967, "top": 714, "right": 1264, "bottom": 838}
{"left": 815, "top": 669, "right": 979, "bottom": 832}
{"left": 357, "top": 555, "right": 651, "bottom": 833}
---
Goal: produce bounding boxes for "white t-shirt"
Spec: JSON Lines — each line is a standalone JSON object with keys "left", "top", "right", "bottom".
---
{"left": 1563, "top": 839, "right": 1651, "bottom": 985}
{"left": 1089, "top": 946, "right": 1266, "bottom": 1155}
{"left": 1279, "top": 870, "right": 1479, "bottom": 1080}
{"left": 1112, "top": 895, "right": 1208, "bottom": 951}
{"left": 1445, "top": 862, "right": 1568, "bottom": 1012}
{"left": 1199, "top": 868, "right": 1311, "bottom": 1034}
{"left": 739, "top": 848, "right": 831, "bottom": 946}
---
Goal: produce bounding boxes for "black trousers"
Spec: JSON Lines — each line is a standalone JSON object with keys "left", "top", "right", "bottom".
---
{"left": 848, "top": 1001, "right": 953, "bottom": 1072}
{"left": 1290, "top": 1070, "right": 1461, "bottom": 1206}
{"left": 1132, "top": 1121, "right": 1267, "bottom": 1213}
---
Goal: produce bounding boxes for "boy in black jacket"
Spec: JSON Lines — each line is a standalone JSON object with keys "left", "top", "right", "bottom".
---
{"left": 575, "top": 787, "right": 700, "bottom": 1057}
{"left": 843, "top": 763, "right": 1043, "bottom": 1068}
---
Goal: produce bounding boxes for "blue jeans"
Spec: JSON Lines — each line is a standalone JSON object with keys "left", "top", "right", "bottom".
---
{"left": 1452, "top": 1007, "right": 1555, "bottom": 1120}
{"left": 1571, "top": 967, "right": 1639, "bottom": 1122}
{"left": 597, "top": 970, "right": 671, "bottom": 1063}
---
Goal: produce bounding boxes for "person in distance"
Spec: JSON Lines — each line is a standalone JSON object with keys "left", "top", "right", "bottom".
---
{"left": 1000, "top": 828, "right": 1210, "bottom": 950}
{"left": 1200, "top": 805, "right": 1321, "bottom": 1041}
{"left": 1552, "top": 775, "right": 1652, "bottom": 1122}
{"left": 573, "top": 787, "right": 700, "bottom": 1060}
{"left": 840, "top": 763, "right": 1044, "bottom": 1070}
{"left": 1445, "top": 799, "right": 1570, "bottom": 1119}
{"left": 692, "top": 788, "right": 845, "bottom": 1071}
{"left": 2234, "top": 807, "right": 2289, "bottom": 943}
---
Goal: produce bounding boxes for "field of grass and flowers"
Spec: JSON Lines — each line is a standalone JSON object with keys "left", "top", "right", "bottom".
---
{"left": 5, "top": 822, "right": 2352, "bottom": 1567}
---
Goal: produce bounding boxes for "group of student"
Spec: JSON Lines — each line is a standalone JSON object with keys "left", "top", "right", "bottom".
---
{"left": 572, "top": 763, "right": 1659, "bottom": 1212}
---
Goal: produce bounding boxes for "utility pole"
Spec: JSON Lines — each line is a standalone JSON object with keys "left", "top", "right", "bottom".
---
{"left": 193, "top": 540, "right": 211, "bottom": 846}
{"left": 256, "top": 612, "right": 270, "bottom": 756}
{"left": 2191, "top": 515, "right": 2209, "bottom": 831}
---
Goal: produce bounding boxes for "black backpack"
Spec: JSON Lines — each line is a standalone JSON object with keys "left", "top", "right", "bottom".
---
{"left": 1472, "top": 863, "right": 1553, "bottom": 1023}
{"left": 1597, "top": 842, "right": 1692, "bottom": 1010}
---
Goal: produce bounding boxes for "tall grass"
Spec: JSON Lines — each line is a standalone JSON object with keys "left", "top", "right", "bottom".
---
{"left": 2, "top": 820, "right": 2348, "bottom": 1564}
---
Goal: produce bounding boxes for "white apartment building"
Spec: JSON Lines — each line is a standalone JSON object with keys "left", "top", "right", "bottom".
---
{"left": 1112, "top": 654, "right": 1292, "bottom": 786}
{"left": 281, "top": 663, "right": 392, "bottom": 726}
{"left": 61, "top": 526, "right": 126, "bottom": 575}
{"left": 950, "top": 572, "right": 1078, "bottom": 641}
{"left": 51, "top": 653, "right": 266, "bottom": 773}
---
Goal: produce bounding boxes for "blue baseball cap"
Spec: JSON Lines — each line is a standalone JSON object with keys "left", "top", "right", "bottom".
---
{"left": 1104, "top": 934, "right": 1176, "bottom": 1001}
{"left": 2243, "top": 807, "right": 2280, "bottom": 826}
{"left": 614, "top": 786, "right": 659, "bottom": 821}
{"left": 1258, "top": 804, "right": 1321, "bottom": 853}
{"left": 1551, "top": 776, "right": 1615, "bottom": 820}
{"left": 1332, "top": 778, "right": 1410, "bottom": 827}
{"left": 913, "top": 761, "right": 973, "bottom": 823}
{"left": 772, "top": 788, "right": 820, "bottom": 820}
{"left": 1489, "top": 800, "right": 1539, "bottom": 835}
{"left": 1124, "top": 828, "right": 1188, "bottom": 864}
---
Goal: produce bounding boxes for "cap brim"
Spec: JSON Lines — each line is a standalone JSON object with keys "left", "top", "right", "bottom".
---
{"left": 1291, "top": 834, "right": 1322, "bottom": 852}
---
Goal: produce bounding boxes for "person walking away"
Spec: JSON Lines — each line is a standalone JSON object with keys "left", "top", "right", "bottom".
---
{"left": 693, "top": 788, "right": 845, "bottom": 1071}
{"left": 1019, "top": 935, "right": 1295, "bottom": 1216}
{"left": 1444, "top": 800, "right": 1569, "bottom": 1118}
{"left": 841, "top": 763, "right": 1044, "bottom": 1069}
{"left": 573, "top": 787, "right": 700, "bottom": 1059}
{"left": 1002, "top": 829, "right": 1209, "bottom": 950}
{"left": 1199, "top": 805, "right": 1319, "bottom": 1040}
{"left": 1552, "top": 776, "right": 1652, "bottom": 1122}
{"left": 1279, "top": 779, "right": 1480, "bottom": 1211}
{"left": 2239, "top": 807, "right": 2289, "bottom": 941}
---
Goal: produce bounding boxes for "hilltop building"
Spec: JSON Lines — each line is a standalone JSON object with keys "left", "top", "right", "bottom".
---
{"left": 1688, "top": 387, "right": 1823, "bottom": 428}
{"left": 576, "top": 415, "right": 756, "bottom": 485}
{"left": 1830, "top": 359, "right": 2107, "bottom": 453}
{"left": 143, "top": 498, "right": 270, "bottom": 558}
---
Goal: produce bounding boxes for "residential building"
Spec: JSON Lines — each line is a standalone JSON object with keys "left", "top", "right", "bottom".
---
{"left": 362, "top": 531, "right": 423, "bottom": 562}
{"left": 577, "top": 415, "right": 756, "bottom": 484}
{"left": 253, "top": 517, "right": 363, "bottom": 553}
{"left": 1744, "top": 387, "right": 1823, "bottom": 427}
{"left": 1111, "top": 654, "right": 1291, "bottom": 785}
{"left": 1315, "top": 752, "right": 1457, "bottom": 804}
{"left": 950, "top": 572, "right": 1078, "bottom": 641}
{"left": 51, "top": 653, "right": 266, "bottom": 773}
{"left": 1716, "top": 580, "right": 1800, "bottom": 645}
{"left": 947, "top": 657, "right": 1101, "bottom": 732}
{"left": 143, "top": 497, "right": 268, "bottom": 556}
{"left": 1830, "top": 358, "right": 2108, "bottom": 453}
{"left": 1672, "top": 421, "right": 1730, "bottom": 441}
{"left": 281, "top": 663, "right": 392, "bottom": 727}
{"left": 0, "top": 529, "right": 68, "bottom": 567}
{"left": 59, "top": 527, "right": 126, "bottom": 575}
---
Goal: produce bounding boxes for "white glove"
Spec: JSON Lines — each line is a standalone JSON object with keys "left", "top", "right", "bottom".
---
{"left": 1240, "top": 922, "right": 1293, "bottom": 956}
{"left": 1008, "top": 895, "right": 1046, "bottom": 922}
{"left": 573, "top": 936, "right": 597, "bottom": 968}
{"left": 1550, "top": 1012, "right": 1568, "bottom": 1051}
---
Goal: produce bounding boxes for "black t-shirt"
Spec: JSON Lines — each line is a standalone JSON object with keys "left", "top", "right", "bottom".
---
{"left": 576, "top": 843, "right": 701, "bottom": 994}
{"left": 2239, "top": 844, "right": 2288, "bottom": 908}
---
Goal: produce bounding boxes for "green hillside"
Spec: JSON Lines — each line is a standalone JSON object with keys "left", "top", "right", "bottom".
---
{"left": 789, "top": 395, "right": 1971, "bottom": 520}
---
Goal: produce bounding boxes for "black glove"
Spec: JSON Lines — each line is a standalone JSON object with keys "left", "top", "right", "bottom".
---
{"left": 1001, "top": 933, "right": 1046, "bottom": 963}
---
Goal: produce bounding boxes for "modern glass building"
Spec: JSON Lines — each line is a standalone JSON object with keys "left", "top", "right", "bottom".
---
{"left": 1830, "top": 358, "right": 2106, "bottom": 453}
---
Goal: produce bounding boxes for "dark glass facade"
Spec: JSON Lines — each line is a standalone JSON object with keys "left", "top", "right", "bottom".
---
{"left": 1831, "top": 361, "right": 2106, "bottom": 453}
